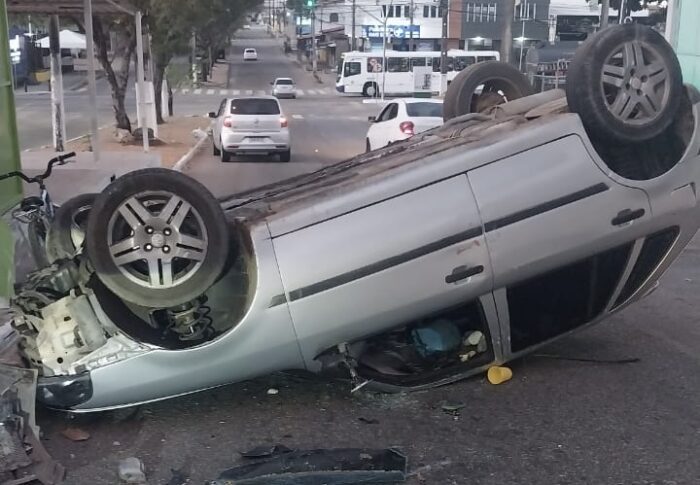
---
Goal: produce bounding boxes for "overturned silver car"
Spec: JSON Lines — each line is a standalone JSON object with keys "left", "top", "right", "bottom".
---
{"left": 8, "top": 25, "right": 700, "bottom": 411}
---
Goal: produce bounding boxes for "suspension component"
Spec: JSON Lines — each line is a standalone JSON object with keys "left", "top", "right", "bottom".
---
{"left": 160, "top": 297, "right": 213, "bottom": 341}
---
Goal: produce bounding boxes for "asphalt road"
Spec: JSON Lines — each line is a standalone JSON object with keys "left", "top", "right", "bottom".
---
{"left": 183, "top": 28, "right": 377, "bottom": 197}
{"left": 28, "top": 27, "right": 700, "bottom": 485}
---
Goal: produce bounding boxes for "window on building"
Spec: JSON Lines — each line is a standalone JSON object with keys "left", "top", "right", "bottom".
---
{"left": 465, "top": 2, "right": 498, "bottom": 22}
{"left": 329, "top": 12, "right": 339, "bottom": 22}
{"left": 404, "top": 6, "right": 410, "bottom": 18}
{"left": 423, "top": 5, "right": 440, "bottom": 18}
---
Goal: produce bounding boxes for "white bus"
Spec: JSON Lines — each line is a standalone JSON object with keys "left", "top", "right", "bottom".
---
{"left": 335, "top": 49, "right": 500, "bottom": 97}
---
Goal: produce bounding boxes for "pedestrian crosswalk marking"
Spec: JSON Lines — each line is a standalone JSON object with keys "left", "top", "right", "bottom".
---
{"left": 173, "top": 87, "right": 341, "bottom": 98}
{"left": 292, "top": 114, "right": 304, "bottom": 119}
{"left": 220, "top": 89, "right": 228, "bottom": 95}
{"left": 232, "top": 89, "right": 240, "bottom": 95}
{"left": 181, "top": 88, "right": 189, "bottom": 94}
{"left": 306, "top": 89, "right": 316, "bottom": 95}
{"left": 206, "top": 89, "right": 215, "bottom": 95}
{"left": 245, "top": 90, "right": 253, "bottom": 95}
{"left": 193, "top": 88, "right": 202, "bottom": 95}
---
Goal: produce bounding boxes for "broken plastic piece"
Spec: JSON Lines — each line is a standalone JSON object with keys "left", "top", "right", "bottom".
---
{"left": 410, "top": 320, "right": 461, "bottom": 358}
{"left": 209, "top": 448, "right": 407, "bottom": 484}
{"left": 118, "top": 457, "right": 146, "bottom": 484}
{"left": 240, "top": 444, "right": 293, "bottom": 459}
{"left": 487, "top": 366, "right": 513, "bottom": 385}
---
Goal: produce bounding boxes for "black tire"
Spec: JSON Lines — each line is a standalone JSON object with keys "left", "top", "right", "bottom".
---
{"left": 362, "top": 82, "right": 378, "bottom": 97}
{"left": 443, "top": 61, "right": 533, "bottom": 121}
{"left": 46, "top": 193, "right": 97, "bottom": 263}
{"left": 221, "top": 141, "right": 232, "bottom": 162}
{"left": 365, "top": 139, "right": 371, "bottom": 153}
{"left": 279, "top": 149, "right": 291, "bottom": 162}
{"left": 566, "top": 24, "right": 683, "bottom": 143}
{"left": 86, "top": 168, "right": 230, "bottom": 308}
{"left": 212, "top": 139, "right": 221, "bottom": 156}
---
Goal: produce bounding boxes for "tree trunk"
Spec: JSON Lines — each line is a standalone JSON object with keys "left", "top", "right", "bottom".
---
{"left": 500, "top": 0, "right": 516, "bottom": 64}
{"left": 153, "top": 58, "right": 169, "bottom": 125}
{"left": 90, "top": 16, "right": 136, "bottom": 131}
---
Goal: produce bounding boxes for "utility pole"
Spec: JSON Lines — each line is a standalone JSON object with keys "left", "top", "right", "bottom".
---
{"left": 351, "top": 0, "right": 356, "bottom": 50}
{"left": 408, "top": 0, "right": 414, "bottom": 51}
{"left": 600, "top": 0, "right": 610, "bottom": 29}
{"left": 440, "top": 0, "right": 448, "bottom": 94}
{"left": 311, "top": 4, "right": 317, "bottom": 72}
{"left": 500, "top": 0, "right": 515, "bottom": 64}
{"left": 48, "top": 15, "right": 66, "bottom": 152}
{"left": 619, "top": 0, "right": 626, "bottom": 23}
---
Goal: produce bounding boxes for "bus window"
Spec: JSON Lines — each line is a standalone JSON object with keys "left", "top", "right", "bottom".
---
{"left": 387, "top": 57, "right": 409, "bottom": 72}
{"left": 344, "top": 61, "right": 361, "bottom": 77}
{"left": 410, "top": 57, "right": 426, "bottom": 68}
{"left": 367, "top": 57, "right": 384, "bottom": 73}
{"left": 454, "top": 56, "right": 476, "bottom": 71}
{"left": 432, "top": 57, "right": 454, "bottom": 72}
{"left": 477, "top": 55, "right": 497, "bottom": 62}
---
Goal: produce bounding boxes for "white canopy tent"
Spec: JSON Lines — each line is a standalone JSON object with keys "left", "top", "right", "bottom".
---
{"left": 37, "top": 29, "right": 86, "bottom": 49}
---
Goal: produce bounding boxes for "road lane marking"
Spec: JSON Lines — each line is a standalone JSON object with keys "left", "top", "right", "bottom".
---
{"left": 232, "top": 89, "right": 240, "bottom": 95}
{"left": 245, "top": 90, "right": 253, "bottom": 95}
{"left": 180, "top": 88, "right": 189, "bottom": 94}
{"left": 306, "top": 89, "right": 316, "bottom": 95}
{"left": 220, "top": 89, "right": 228, "bottom": 95}
{"left": 194, "top": 88, "right": 202, "bottom": 95}
{"left": 206, "top": 89, "right": 215, "bottom": 95}
{"left": 256, "top": 90, "right": 266, "bottom": 96}
{"left": 296, "top": 89, "right": 304, "bottom": 96}
{"left": 292, "top": 114, "right": 304, "bottom": 119}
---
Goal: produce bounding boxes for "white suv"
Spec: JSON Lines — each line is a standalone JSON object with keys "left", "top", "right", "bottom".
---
{"left": 243, "top": 48, "right": 258, "bottom": 61}
{"left": 210, "top": 97, "right": 291, "bottom": 162}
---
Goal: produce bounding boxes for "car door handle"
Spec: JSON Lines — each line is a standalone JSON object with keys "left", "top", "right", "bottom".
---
{"left": 611, "top": 208, "right": 645, "bottom": 226}
{"left": 445, "top": 265, "right": 484, "bottom": 284}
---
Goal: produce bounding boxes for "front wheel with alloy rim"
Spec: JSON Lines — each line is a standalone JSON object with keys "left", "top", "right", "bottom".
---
{"left": 86, "top": 168, "right": 230, "bottom": 308}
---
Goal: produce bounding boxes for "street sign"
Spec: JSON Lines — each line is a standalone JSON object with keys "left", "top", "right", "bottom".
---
{"left": 9, "top": 35, "right": 21, "bottom": 65}
{"left": 362, "top": 25, "right": 420, "bottom": 39}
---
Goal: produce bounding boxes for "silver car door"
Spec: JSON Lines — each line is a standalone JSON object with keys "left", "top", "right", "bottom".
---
{"left": 467, "top": 134, "right": 652, "bottom": 291}
{"left": 271, "top": 174, "right": 493, "bottom": 364}
{"left": 213, "top": 98, "right": 227, "bottom": 146}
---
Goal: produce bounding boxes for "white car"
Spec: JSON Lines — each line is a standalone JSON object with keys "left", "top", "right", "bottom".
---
{"left": 271, "top": 77, "right": 297, "bottom": 98}
{"left": 210, "top": 96, "right": 291, "bottom": 162}
{"left": 366, "top": 98, "right": 443, "bottom": 152}
{"left": 243, "top": 48, "right": 258, "bottom": 61}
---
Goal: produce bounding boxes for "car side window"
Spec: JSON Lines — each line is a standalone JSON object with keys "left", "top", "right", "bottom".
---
{"left": 217, "top": 99, "right": 227, "bottom": 117}
{"left": 382, "top": 103, "right": 398, "bottom": 121}
{"left": 375, "top": 104, "right": 392, "bottom": 122}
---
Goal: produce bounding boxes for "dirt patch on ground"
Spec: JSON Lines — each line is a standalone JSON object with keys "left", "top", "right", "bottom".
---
{"left": 65, "top": 116, "right": 210, "bottom": 168}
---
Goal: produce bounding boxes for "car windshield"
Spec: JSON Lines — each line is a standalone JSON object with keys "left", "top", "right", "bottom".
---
{"left": 230, "top": 98, "right": 280, "bottom": 115}
{"left": 245, "top": 49, "right": 255, "bottom": 53}
{"left": 405, "top": 102, "right": 443, "bottom": 118}
{"left": 275, "top": 79, "right": 294, "bottom": 85}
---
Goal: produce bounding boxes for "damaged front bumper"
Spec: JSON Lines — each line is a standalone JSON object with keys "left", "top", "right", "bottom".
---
{"left": 37, "top": 372, "right": 93, "bottom": 409}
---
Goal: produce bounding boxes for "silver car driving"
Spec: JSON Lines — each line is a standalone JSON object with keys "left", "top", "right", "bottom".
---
{"left": 210, "top": 96, "right": 291, "bottom": 162}
{"left": 271, "top": 77, "right": 297, "bottom": 99}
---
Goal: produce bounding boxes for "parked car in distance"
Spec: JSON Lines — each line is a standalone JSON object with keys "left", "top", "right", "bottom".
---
{"left": 366, "top": 98, "right": 444, "bottom": 152}
{"left": 243, "top": 48, "right": 258, "bottom": 61}
{"left": 271, "top": 77, "right": 297, "bottom": 98}
{"left": 210, "top": 96, "right": 291, "bottom": 162}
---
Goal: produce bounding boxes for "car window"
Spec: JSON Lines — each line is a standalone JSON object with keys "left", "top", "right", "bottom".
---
{"left": 216, "top": 98, "right": 227, "bottom": 117}
{"left": 378, "top": 103, "right": 398, "bottom": 122}
{"left": 344, "top": 61, "right": 361, "bottom": 77}
{"left": 275, "top": 79, "right": 294, "bottom": 85}
{"left": 406, "top": 102, "right": 443, "bottom": 118}
{"left": 245, "top": 49, "right": 256, "bottom": 54}
{"left": 230, "top": 98, "right": 280, "bottom": 115}
{"left": 410, "top": 57, "right": 426, "bottom": 68}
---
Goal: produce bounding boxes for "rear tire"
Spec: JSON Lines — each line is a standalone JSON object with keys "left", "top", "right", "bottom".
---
{"left": 212, "top": 140, "right": 220, "bottom": 156}
{"left": 220, "top": 140, "right": 232, "bottom": 162}
{"left": 566, "top": 24, "right": 683, "bottom": 143}
{"left": 365, "top": 139, "right": 371, "bottom": 153}
{"left": 279, "top": 149, "right": 291, "bottom": 162}
{"left": 46, "top": 193, "right": 97, "bottom": 263}
{"left": 443, "top": 61, "right": 532, "bottom": 120}
{"left": 362, "top": 82, "right": 378, "bottom": 97}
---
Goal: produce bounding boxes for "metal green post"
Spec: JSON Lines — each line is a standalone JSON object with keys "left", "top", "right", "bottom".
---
{"left": 0, "top": 0, "right": 22, "bottom": 298}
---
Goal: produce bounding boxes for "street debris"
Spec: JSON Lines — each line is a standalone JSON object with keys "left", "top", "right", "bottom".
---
{"left": 239, "top": 444, "right": 293, "bottom": 459}
{"left": 60, "top": 426, "right": 90, "bottom": 442}
{"left": 487, "top": 366, "right": 513, "bottom": 385}
{"left": 113, "top": 128, "right": 134, "bottom": 145}
{"left": 358, "top": 417, "right": 379, "bottom": 425}
{"left": 167, "top": 467, "right": 190, "bottom": 485}
{"left": 266, "top": 388, "right": 279, "bottom": 395}
{"left": 441, "top": 402, "right": 466, "bottom": 416}
{"left": 411, "top": 320, "right": 462, "bottom": 358}
{"left": 0, "top": 361, "right": 65, "bottom": 485}
{"left": 118, "top": 457, "right": 146, "bottom": 484}
{"left": 207, "top": 448, "right": 407, "bottom": 484}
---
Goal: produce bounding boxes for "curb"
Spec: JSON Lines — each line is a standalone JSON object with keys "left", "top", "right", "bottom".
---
{"left": 172, "top": 135, "right": 209, "bottom": 172}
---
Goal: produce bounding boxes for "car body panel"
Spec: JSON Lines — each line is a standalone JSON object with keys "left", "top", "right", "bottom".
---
{"left": 272, "top": 175, "right": 492, "bottom": 363}
{"left": 74, "top": 225, "right": 304, "bottom": 410}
